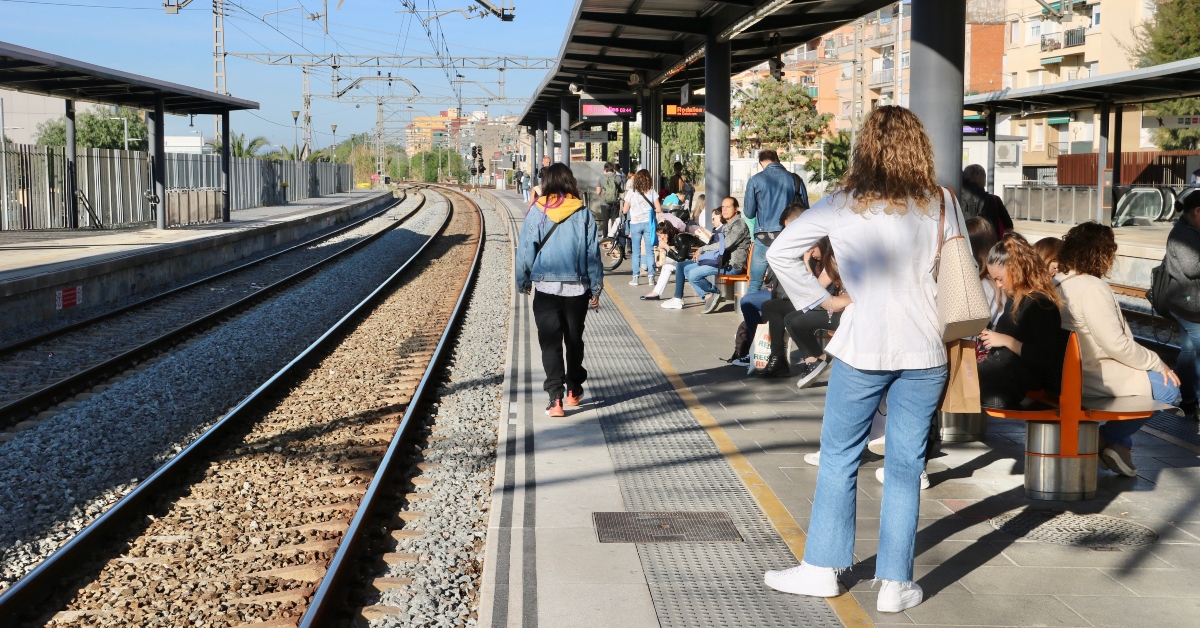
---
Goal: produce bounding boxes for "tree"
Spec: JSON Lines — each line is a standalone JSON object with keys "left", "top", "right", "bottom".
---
{"left": 34, "top": 106, "right": 147, "bottom": 149}
{"left": 733, "top": 79, "right": 831, "bottom": 156}
{"left": 606, "top": 123, "right": 641, "bottom": 168}
{"left": 1133, "top": 0, "right": 1200, "bottom": 149}
{"left": 806, "top": 131, "right": 852, "bottom": 186}
{"left": 205, "top": 133, "right": 271, "bottom": 158}
{"left": 660, "top": 121, "right": 704, "bottom": 186}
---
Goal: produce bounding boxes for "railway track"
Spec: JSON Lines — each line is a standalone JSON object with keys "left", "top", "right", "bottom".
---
{"left": 0, "top": 187, "right": 485, "bottom": 627}
{"left": 0, "top": 190, "right": 424, "bottom": 431}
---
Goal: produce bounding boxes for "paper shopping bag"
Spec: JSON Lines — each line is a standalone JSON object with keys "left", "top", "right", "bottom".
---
{"left": 748, "top": 325, "right": 773, "bottom": 375}
{"left": 941, "top": 339, "right": 981, "bottom": 413}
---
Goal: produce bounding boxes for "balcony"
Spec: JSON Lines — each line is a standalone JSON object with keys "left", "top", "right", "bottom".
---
{"left": 868, "top": 68, "right": 895, "bottom": 87}
{"left": 1040, "top": 27, "right": 1086, "bottom": 54}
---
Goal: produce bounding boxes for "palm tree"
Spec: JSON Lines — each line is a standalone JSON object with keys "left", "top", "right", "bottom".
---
{"left": 206, "top": 132, "right": 272, "bottom": 158}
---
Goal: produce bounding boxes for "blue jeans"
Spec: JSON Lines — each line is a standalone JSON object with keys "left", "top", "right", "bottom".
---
{"left": 748, "top": 236, "right": 771, "bottom": 293}
{"left": 804, "top": 359, "right": 948, "bottom": 582}
{"left": 740, "top": 289, "right": 773, "bottom": 330}
{"left": 1173, "top": 313, "right": 1200, "bottom": 404}
{"left": 1099, "top": 371, "right": 1182, "bottom": 449}
{"left": 629, "top": 221, "right": 654, "bottom": 278}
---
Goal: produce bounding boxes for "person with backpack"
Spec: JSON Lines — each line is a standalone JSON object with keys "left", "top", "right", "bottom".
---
{"left": 960, "top": 164, "right": 1013, "bottom": 238}
{"left": 594, "top": 162, "right": 624, "bottom": 238}
{"left": 516, "top": 163, "right": 603, "bottom": 418}
{"left": 1163, "top": 192, "right": 1200, "bottom": 418}
{"left": 743, "top": 149, "right": 797, "bottom": 293}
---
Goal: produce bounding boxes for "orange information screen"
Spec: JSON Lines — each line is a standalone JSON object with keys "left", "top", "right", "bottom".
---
{"left": 664, "top": 103, "right": 704, "bottom": 121}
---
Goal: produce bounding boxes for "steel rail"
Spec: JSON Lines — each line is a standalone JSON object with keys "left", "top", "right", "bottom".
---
{"left": 0, "top": 192, "right": 426, "bottom": 428}
{"left": 0, "top": 191, "right": 405, "bottom": 357}
{"left": 300, "top": 185, "right": 485, "bottom": 627}
{"left": 0, "top": 189, "right": 457, "bottom": 623}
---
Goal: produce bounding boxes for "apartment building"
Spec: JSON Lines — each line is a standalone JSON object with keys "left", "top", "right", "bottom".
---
{"left": 994, "top": 0, "right": 1158, "bottom": 174}
{"left": 405, "top": 108, "right": 464, "bottom": 154}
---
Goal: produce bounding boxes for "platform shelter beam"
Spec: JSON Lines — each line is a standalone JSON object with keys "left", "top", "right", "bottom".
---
{"left": 910, "top": 0, "right": 965, "bottom": 193}
{"left": 1098, "top": 100, "right": 1110, "bottom": 223}
{"left": 546, "top": 111, "right": 556, "bottom": 164}
{"left": 151, "top": 96, "right": 166, "bottom": 230}
{"left": 705, "top": 32, "right": 731, "bottom": 226}
{"left": 64, "top": 99, "right": 77, "bottom": 229}
{"left": 560, "top": 96, "right": 571, "bottom": 164}
{"left": 221, "top": 111, "right": 231, "bottom": 222}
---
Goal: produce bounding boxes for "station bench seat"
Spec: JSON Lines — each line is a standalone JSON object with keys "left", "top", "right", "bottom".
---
{"left": 983, "top": 332, "right": 1177, "bottom": 501}
{"left": 715, "top": 242, "right": 753, "bottom": 300}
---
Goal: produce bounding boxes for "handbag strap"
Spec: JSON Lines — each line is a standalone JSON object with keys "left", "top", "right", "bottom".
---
{"left": 933, "top": 186, "right": 963, "bottom": 279}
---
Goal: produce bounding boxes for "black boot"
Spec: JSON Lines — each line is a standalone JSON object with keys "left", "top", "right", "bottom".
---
{"left": 756, "top": 355, "right": 791, "bottom": 378}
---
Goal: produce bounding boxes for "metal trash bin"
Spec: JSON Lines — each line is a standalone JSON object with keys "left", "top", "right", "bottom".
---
{"left": 939, "top": 411, "right": 987, "bottom": 442}
{"left": 1025, "top": 421, "right": 1099, "bottom": 501}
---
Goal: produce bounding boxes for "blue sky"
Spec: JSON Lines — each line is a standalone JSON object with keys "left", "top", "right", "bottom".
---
{"left": 0, "top": 0, "right": 574, "bottom": 146}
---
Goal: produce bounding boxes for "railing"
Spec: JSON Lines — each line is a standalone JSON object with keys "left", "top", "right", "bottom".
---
{"left": 868, "top": 68, "right": 895, "bottom": 86}
{"left": 1003, "top": 185, "right": 1098, "bottom": 224}
{"left": 0, "top": 143, "right": 353, "bottom": 230}
{"left": 1040, "top": 32, "right": 1063, "bottom": 53}
{"left": 1064, "top": 27, "right": 1086, "bottom": 48}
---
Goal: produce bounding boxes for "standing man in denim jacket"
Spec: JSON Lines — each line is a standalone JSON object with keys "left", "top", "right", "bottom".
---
{"left": 743, "top": 149, "right": 796, "bottom": 293}
{"left": 517, "top": 163, "right": 604, "bottom": 417}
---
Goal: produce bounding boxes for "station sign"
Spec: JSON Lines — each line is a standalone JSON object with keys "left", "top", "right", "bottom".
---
{"left": 963, "top": 118, "right": 988, "bottom": 136}
{"left": 570, "top": 130, "right": 619, "bottom": 143}
{"left": 1142, "top": 115, "right": 1200, "bottom": 129}
{"left": 580, "top": 96, "right": 636, "bottom": 121}
{"left": 664, "top": 101, "right": 704, "bottom": 122}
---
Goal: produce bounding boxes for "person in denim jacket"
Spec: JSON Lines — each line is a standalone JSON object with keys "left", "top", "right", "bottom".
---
{"left": 743, "top": 149, "right": 796, "bottom": 293}
{"left": 516, "top": 163, "right": 604, "bottom": 417}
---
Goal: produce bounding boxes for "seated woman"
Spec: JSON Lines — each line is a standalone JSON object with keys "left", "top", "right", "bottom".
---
{"left": 642, "top": 222, "right": 704, "bottom": 301}
{"left": 1056, "top": 222, "right": 1182, "bottom": 477}
{"left": 967, "top": 216, "right": 1002, "bottom": 327}
{"left": 731, "top": 203, "right": 810, "bottom": 366}
{"left": 1033, "top": 236, "right": 1063, "bottom": 275}
{"left": 660, "top": 197, "right": 750, "bottom": 314}
{"left": 755, "top": 236, "right": 841, "bottom": 383}
{"left": 977, "top": 235, "right": 1068, "bottom": 409}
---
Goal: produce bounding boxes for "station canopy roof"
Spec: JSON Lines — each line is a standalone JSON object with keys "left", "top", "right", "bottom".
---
{"left": 0, "top": 41, "right": 259, "bottom": 116}
{"left": 964, "top": 57, "right": 1200, "bottom": 115}
{"left": 519, "top": 0, "right": 896, "bottom": 127}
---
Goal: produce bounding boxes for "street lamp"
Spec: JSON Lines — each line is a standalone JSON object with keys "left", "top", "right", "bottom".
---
{"left": 291, "top": 110, "right": 300, "bottom": 160}
{"left": 331, "top": 124, "right": 337, "bottom": 161}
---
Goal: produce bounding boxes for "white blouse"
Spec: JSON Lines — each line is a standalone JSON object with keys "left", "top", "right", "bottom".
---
{"left": 767, "top": 189, "right": 968, "bottom": 371}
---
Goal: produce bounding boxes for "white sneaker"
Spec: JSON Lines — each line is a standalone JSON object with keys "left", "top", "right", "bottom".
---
{"left": 629, "top": 277, "right": 640, "bottom": 286}
{"left": 731, "top": 356, "right": 751, "bottom": 368}
{"left": 867, "top": 436, "right": 886, "bottom": 456}
{"left": 803, "top": 451, "right": 820, "bottom": 467}
{"left": 764, "top": 561, "right": 841, "bottom": 597}
{"left": 875, "top": 467, "right": 930, "bottom": 490}
{"left": 660, "top": 297, "right": 684, "bottom": 310}
{"left": 877, "top": 580, "right": 923, "bottom": 613}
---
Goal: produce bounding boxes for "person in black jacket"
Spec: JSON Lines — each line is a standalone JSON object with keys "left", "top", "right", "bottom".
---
{"left": 978, "top": 234, "right": 1068, "bottom": 408}
{"left": 641, "top": 221, "right": 705, "bottom": 301}
{"left": 961, "top": 164, "right": 1014, "bottom": 238}
{"left": 1165, "top": 192, "right": 1200, "bottom": 416}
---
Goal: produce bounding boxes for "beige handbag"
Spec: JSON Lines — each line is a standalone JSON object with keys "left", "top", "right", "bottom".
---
{"left": 934, "top": 187, "right": 992, "bottom": 341}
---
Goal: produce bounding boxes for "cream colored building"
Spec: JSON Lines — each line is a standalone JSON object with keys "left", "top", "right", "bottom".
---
{"left": 993, "top": 0, "right": 1159, "bottom": 174}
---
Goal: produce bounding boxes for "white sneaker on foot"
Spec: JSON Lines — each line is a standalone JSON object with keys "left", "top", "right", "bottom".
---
{"left": 867, "top": 436, "right": 886, "bottom": 456}
{"left": 660, "top": 297, "right": 684, "bottom": 309}
{"left": 764, "top": 561, "right": 841, "bottom": 597}
{"left": 731, "top": 356, "right": 751, "bottom": 368}
{"left": 803, "top": 451, "right": 820, "bottom": 467}
{"left": 875, "top": 467, "right": 930, "bottom": 490}
{"left": 628, "top": 277, "right": 640, "bottom": 286}
{"left": 877, "top": 580, "right": 923, "bottom": 613}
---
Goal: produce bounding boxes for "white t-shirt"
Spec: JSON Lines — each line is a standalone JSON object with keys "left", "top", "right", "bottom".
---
{"left": 625, "top": 188, "right": 656, "bottom": 224}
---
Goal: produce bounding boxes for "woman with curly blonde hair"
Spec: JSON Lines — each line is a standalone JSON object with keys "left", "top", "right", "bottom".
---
{"left": 763, "top": 106, "right": 967, "bottom": 613}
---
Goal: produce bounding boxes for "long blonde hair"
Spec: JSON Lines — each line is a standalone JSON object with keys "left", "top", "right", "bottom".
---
{"left": 833, "top": 106, "right": 940, "bottom": 215}
{"left": 987, "top": 234, "right": 1063, "bottom": 320}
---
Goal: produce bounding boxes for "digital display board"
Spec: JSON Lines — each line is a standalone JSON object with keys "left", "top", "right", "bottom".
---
{"left": 963, "top": 119, "right": 988, "bottom": 136}
{"left": 664, "top": 102, "right": 704, "bottom": 121}
{"left": 580, "top": 97, "right": 636, "bottom": 120}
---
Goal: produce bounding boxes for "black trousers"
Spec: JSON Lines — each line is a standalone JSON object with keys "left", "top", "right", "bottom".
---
{"left": 532, "top": 291, "right": 591, "bottom": 399}
{"left": 760, "top": 298, "right": 797, "bottom": 358}
{"left": 761, "top": 300, "right": 842, "bottom": 360}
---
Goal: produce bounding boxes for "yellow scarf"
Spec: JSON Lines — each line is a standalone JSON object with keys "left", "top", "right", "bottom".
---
{"left": 535, "top": 194, "right": 584, "bottom": 223}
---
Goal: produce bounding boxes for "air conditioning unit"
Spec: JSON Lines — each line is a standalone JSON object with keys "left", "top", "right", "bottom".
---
{"left": 996, "top": 142, "right": 1020, "bottom": 165}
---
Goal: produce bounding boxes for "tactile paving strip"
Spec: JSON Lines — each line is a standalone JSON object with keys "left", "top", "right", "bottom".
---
{"left": 990, "top": 508, "right": 1159, "bottom": 547}
{"left": 594, "top": 511, "right": 743, "bottom": 543}
{"left": 1147, "top": 411, "right": 1200, "bottom": 447}
{"left": 583, "top": 297, "right": 844, "bottom": 627}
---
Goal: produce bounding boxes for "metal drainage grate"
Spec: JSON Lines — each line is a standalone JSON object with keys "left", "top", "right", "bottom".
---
{"left": 990, "top": 509, "right": 1158, "bottom": 547}
{"left": 594, "top": 511, "right": 744, "bottom": 543}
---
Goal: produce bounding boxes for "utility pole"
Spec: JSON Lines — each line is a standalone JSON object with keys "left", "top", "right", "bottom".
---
{"left": 894, "top": 1, "right": 903, "bottom": 106}
{"left": 852, "top": 18, "right": 865, "bottom": 148}
{"left": 301, "top": 65, "right": 312, "bottom": 159}
{"left": 213, "top": 0, "right": 226, "bottom": 139}
{"left": 291, "top": 110, "right": 300, "bottom": 158}
{"left": 375, "top": 99, "right": 384, "bottom": 184}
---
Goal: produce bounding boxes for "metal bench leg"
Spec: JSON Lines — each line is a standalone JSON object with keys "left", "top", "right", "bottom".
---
{"left": 939, "top": 412, "right": 988, "bottom": 443}
{"left": 1025, "top": 421, "right": 1099, "bottom": 501}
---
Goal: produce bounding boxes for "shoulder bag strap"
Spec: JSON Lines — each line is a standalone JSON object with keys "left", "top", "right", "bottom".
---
{"left": 933, "top": 186, "right": 947, "bottom": 279}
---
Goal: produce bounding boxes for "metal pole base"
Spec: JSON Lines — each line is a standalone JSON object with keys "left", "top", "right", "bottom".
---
{"left": 939, "top": 411, "right": 987, "bottom": 442}
{"left": 1025, "top": 421, "right": 1100, "bottom": 501}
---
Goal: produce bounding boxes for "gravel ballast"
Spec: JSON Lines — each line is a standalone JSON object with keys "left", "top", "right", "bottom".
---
{"left": 0, "top": 193, "right": 448, "bottom": 591}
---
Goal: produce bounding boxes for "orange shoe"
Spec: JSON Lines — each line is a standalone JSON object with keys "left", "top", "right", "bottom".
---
{"left": 565, "top": 390, "right": 582, "bottom": 407}
{"left": 546, "top": 398, "right": 565, "bottom": 417}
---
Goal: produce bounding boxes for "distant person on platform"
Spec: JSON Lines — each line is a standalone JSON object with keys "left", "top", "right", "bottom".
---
{"left": 522, "top": 170, "right": 532, "bottom": 203}
{"left": 961, "top": 164, "right": 1013, "bottom": 238}
{"left": 595, "top": 162, "right": 625, "bottom": 238}
{"left": 743, "top": 149, "right": 797, "bottom": 293}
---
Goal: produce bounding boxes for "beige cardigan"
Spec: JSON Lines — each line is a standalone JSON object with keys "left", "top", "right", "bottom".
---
{"left": 1056, "top": 271, "right": 1163, "bottom": 398}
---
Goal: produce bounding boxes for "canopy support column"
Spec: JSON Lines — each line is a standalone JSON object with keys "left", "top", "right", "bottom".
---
{"left": 534, "top": 122, "right": 544, "bottom": 174}
{"left": 65, "top": 99, "right": 77, "bottom": 228}
{"left": 221, "top": 110, "right": 231, "bottom": 222}
{"left": 648, "top": 88, "right": 662, "bottom": 192}
{"left": 910, "top": 0, "right": 965, "bottom": 193}
{"left": 546, "top": 111, "right": 555, "bottom": 164}
{"left": 560, "top": 96, "right": 570, "bottom": 164}
{"left": 151, "top": 96, "right": 166, "bottom": 230}
{"left": 1098, "top": 100, "right": 1110, "bottom": 224}
{"left": 621, "top": 118, "right": 631, "bottom": 174}
{"left": 1112, "top": 103, "right": 1124, "bottom": 208}
{"left": 986, "top": 109, "right": 997, "bottom": 195}
{"left": 704, "top": 32, "right": 731, "bottom": 227}
{"left": 601, "top": 123, "right": 609, "bottom": 162}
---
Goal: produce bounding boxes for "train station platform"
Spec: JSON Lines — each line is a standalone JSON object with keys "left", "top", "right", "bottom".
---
{"left": 0, "top": 190, "right": 394, "bottom": 336}
{"left": 481, "top": 188, "right": 1200, "bottom": 628}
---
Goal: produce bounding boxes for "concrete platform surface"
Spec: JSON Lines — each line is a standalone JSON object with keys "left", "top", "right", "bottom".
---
{"left": 479, "top": 188, "right": 1200, "bottom": 628}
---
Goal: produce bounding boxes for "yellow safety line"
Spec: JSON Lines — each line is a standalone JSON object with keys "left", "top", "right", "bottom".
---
{"left": 605, "top": 282, "right": 874, "bottom": 628}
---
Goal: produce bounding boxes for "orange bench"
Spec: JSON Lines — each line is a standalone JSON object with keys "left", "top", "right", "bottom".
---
{"left": 715, "top": 242, "right": 754, "bottom": 300}
{"left": 984, "top": 332, "right": 1177, "bottom": 501}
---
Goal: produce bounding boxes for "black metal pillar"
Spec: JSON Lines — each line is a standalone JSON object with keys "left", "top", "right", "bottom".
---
{"left": 910, "top": 0, "right": 965, "bottom": 193}
{"left": 64, "top": 99, "right": 77, "bottom": 228}
{"left": 1098, "top": 100, "right": 1110, "bottom": 223}
{"left": 621, "top": 118, "right": 631, "bottom": 174}
{"left": 534, "top": 122, "right": 543, "bottom": 174}
{"left": 546, "top": 111, "right": 555, "bottom": 164}
{"left": 648, "top": 89, "right": 662, "bottom": 191}
{"left": 705, "top": 32, "right": 732, "bottom": 222}
{"left": 986, "top": 109, "right": 997, "bottom": 195}
{"left": 150, "top": 96, "right": 166, "bottom": 230}
{"left": 221, "top": 111, "right": 231, "bottom": 222}
{"left": 560, "top": 96, "right": 571, "bottom": 164}
{"left": 585, "top": 126, "right": 592, "bottom": 161}
{"left": 601, "top": 123, "right": 609, "bottom": 162}
{"left": 1112, "top": 104, "right": 1124, "bottom": 207}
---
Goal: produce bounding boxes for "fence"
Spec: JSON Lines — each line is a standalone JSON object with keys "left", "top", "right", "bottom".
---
{"left": 1002, "top": 185, "right": 1098, "bottom": 224}
{"left": 0, "top": 143, "right": 353, "bottom": 230}
{"left": 1057, "top": 150, "right": 1199, "bottom": 186}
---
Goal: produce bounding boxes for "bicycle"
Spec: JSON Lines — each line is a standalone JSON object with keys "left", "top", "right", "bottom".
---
{"left": 598, "top": 208, "right": 628, "bottom": 271}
